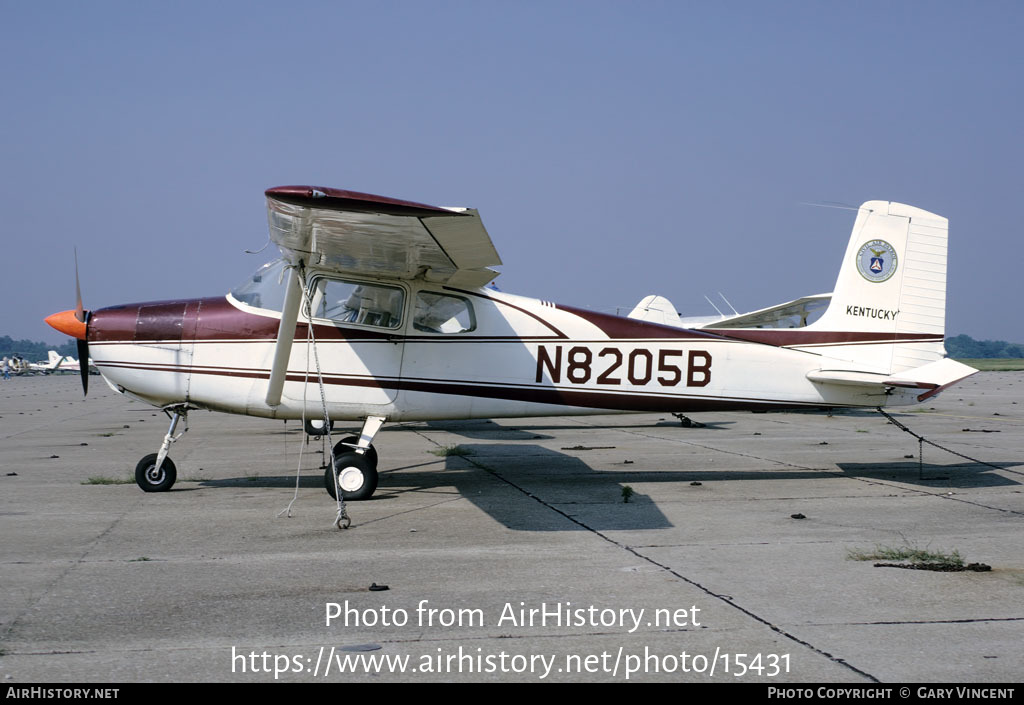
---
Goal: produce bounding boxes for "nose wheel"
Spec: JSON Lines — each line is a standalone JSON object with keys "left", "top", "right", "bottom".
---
{"left": 135, "top": 453, "right": 177, "bottom": 492}
{"left": 135, "top": 406, "right": 188, "bottom": 492}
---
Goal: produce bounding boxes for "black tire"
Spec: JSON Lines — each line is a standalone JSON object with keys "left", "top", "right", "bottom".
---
{"left": 324, "top": 451, "right": 378, "bottom": 501}
{"left": 332, "top": 436, "right": 378, "bottom": 469}
{"left": 135, "top": 453, "right": 177, "bottom": 492}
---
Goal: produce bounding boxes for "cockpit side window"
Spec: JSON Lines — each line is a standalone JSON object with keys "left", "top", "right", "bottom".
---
{"left": 309, "top": 277, "right": 405, "bottom": 329}
{"left": 413, "top": 291, "right": 475, "bottom": 334}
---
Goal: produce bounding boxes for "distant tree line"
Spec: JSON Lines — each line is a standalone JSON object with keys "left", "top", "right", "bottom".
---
{"left": 945, "top": 334, "right": 1024, "bottom": 359}
{"left": 1, "top": 336, "right": 77, "bottom": 361}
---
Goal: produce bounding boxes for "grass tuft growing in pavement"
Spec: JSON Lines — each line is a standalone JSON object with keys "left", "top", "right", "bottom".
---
{"left": 429, "top": 444, "right": 474, "bottom": 457}
{"left": 847, "top": 543, "right": 965, "bottom": 570}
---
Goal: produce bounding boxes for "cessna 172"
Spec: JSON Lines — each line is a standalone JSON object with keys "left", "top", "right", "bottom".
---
{"left": 45, "top": 186, "right": 976, "bottom": 506}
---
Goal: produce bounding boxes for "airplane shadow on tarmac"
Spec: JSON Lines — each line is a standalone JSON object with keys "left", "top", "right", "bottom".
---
{"left": 405, "top": 443, "right": 675, "bottom": 532}
{"left": 835, "top": 460, "right": 1023, "bottom": 488}
{"left": 198, "top": 444, "right": 675, "bottom": 532}
{"left": 197, "top": 439, "right": 1021, "bottom": 532}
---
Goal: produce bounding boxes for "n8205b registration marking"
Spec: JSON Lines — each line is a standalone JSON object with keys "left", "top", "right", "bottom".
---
{"left": 535, "top": 345, "right": 712, "bottom": 387}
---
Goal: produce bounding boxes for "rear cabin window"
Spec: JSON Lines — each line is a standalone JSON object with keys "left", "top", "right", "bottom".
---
{"left": 413, "top": 292, "right": 475, "bottom": 334}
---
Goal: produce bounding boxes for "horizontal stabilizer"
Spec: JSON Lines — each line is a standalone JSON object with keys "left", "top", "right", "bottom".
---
{"left": 807, "top": 358, "right": 978, "bottom": 401}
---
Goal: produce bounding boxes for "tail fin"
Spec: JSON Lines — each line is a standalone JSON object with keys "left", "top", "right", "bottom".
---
{"left": 807, "top": 201, "right": 949, "bottom": 374}
{"left": 48, "top": 351, "right": 64, "bottom": 368}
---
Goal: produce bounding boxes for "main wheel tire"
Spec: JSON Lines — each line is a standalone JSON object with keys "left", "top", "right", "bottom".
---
{"left": 324, "top": 451, "right": 378, "bottom": 501}
{"left": 332, "top": 436, "right": 378, "bottom": 469}
{"left": 135, "top": 453, "right": 177, "bottom": 492}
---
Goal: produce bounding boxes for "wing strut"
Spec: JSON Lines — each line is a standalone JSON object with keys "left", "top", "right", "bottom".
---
{"left": 265, "top": 264, "right": 303, "bottom": 407}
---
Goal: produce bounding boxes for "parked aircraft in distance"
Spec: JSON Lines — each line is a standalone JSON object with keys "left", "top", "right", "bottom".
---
{"left": 29, "top": 351, "right": 70, "bottom": 374}
{"left": 2, "top": 351, "right": 79, "bottom": 375}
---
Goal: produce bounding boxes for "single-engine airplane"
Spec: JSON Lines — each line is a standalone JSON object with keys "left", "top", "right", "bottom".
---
{"left": 27, "top": 351, "right": 70, "bottom": 374}
{"left": 45, "top": 187, "right": 977, "bottom": 503}
{"left": 31, "top": 350, "right": 93, "bottom": 375}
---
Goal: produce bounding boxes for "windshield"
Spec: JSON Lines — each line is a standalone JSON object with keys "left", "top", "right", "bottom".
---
{"left": 230, "top": 259, "right": 289, "bottom": 312}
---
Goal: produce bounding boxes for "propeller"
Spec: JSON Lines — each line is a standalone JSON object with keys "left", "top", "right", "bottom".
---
{"left": 44, "top": 249, "right": 90, "bottom": 395}
{"left": 74, "top": 249, "right": 90, "bottom": 395}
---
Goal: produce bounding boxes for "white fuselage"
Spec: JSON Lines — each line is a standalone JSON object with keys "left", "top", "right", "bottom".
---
{"left": 86, "top": 275, "right": 921, "bottom": 423}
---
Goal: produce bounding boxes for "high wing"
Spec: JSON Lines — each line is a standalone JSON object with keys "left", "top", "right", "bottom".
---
{"left": 265, "top": 186, "right": 501, "bottom": 289}
{"left": 262, "top": 186, "right": 502, "bottom": 407}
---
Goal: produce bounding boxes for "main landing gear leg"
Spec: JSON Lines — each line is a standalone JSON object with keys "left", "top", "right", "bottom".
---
{"left": 135, "top": 406, "right": 188, "bottom": 492}
{"left": 325, "top": 415, "right": 385, "bottom": 504}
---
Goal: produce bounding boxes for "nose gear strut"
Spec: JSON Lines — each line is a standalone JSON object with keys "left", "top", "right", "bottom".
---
{"left": 134, "top": 405, "right": 189, "bottom": 492}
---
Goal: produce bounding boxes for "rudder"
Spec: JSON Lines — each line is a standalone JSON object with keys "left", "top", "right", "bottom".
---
{"left": 807, "top": 201, "right": 948, "bottom": 374}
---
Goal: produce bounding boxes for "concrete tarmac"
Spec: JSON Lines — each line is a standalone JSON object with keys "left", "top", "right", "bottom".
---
{"left": 1, "top": 373, "right": 1021, "bottom": 683}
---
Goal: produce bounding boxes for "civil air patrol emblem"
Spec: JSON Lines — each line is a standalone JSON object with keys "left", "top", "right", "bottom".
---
{"left": 855, "top": 239, "right": 897, "bottom": 283}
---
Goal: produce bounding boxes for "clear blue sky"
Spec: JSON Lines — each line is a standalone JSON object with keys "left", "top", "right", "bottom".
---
{"left": 3, "top": 1, "right": 1021, "bottom": 345}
